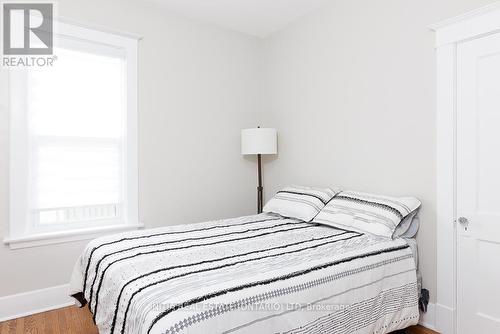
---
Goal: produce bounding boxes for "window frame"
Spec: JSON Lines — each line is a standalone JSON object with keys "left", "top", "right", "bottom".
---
{"left": 5, "top": 18, "right": 141, "bottom": 249}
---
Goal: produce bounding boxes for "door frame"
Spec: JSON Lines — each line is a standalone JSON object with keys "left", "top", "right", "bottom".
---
{"left": 431, "top": 2, "right": 500, "bottom": 333}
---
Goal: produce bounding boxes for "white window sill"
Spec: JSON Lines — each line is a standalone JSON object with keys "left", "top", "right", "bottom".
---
{"left": 3, "top": 223, "right": 145, "bottom": 250}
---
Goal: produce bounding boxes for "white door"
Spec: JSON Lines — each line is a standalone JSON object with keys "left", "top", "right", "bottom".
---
{"left": 456, "top": 33, "right": 500, "bottom": 334}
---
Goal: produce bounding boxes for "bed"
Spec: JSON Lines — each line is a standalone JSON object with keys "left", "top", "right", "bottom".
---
{"left": 70, "top": 213, "right": 419, "bottom": 334}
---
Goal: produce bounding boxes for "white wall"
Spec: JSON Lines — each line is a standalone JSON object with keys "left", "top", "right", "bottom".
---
{"left": 0, "top": 0, "right": 261, "bottom": 297}
{"left": 1, "top": 0, "right": 497, "bottom": 308}
{"left": 260, "top": 0, "right": 496, "bottom": 304}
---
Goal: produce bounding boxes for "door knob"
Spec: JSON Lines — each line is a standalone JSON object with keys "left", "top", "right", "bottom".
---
{"left": 458, "top": 217, "right": 469, "bottom": 230}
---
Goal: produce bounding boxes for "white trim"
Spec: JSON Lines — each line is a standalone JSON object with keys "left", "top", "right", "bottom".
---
{"left": 432, "top": 3, "right": 500, "bottom": 333}
{"left": 435, "top": 43, "right": 457, "bottom": 334}
{"left": 436, "top": 303, "right": 455, "bottom": 334}
{"left": 56, "top": 16, "right": 143, "bottom": 41}
{"left": 0, "top": 284, "right": 73, "bottom": 322}
{"left": 430, "top": 1, "right": 500, "bottom": 47}
{"left": 3, "top": 223, "right": 144, "bottom": 249}
{"left": 429, "top": 2, "right": 500, "bottom": 30}
{"left": 419, "top": 302, "right": 437, "bottom": 331}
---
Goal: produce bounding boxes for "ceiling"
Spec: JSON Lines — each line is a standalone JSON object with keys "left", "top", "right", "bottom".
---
{"left": 148, "top": 0, "right": 331, "bottom": 38}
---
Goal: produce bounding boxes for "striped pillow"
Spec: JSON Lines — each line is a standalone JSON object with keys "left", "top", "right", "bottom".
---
{"left": 263, "top": 185, "right": 340, "bottom": 222}
{"left": 313, "top": 190, "right": 421, "bottom": 238}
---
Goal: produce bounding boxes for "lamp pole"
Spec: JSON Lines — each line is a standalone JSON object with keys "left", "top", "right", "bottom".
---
{"left": 257, "top": 153, "right": 263, "bottom": 213}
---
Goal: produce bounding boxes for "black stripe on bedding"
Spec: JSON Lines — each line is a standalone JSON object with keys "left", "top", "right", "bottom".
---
{"left": 276, "top": 190, "right": 329, "bottom": 205}
{"left": 109, "top": 229, "right": 359, "bottom": 334}
{"left": 82, "top": 216, "right": 281, "bottom": 293}
{"left": 333, "top": 196, "right": 404, "bottom": 219}
{"left": 122, "top": 232, "right": 364, "bottom": 334}
{"left": 146, "top": 244, "right": 410, "bottom": 334}
{"left": 90, "top": 221, "right": 310, "bottom": 317}
{"left": 341, "top": 191, "right": 412, "bottom": 213}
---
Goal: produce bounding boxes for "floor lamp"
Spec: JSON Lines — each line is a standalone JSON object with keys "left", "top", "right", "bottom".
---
{"left": 241, "top": 127, "right": 277, "bottom": 213}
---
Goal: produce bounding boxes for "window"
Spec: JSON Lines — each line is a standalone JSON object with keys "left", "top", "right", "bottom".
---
{"left": 6, "top": 20, "right": 140, "bottom": 248}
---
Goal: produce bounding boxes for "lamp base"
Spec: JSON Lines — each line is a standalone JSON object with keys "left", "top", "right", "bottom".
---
{"left": 257, "top": 186, "right": 263, "bottom": 214}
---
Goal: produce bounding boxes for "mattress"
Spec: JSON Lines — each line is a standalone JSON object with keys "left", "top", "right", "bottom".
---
{"left": 70, "top": 213, "right": 419, "bottom": 334}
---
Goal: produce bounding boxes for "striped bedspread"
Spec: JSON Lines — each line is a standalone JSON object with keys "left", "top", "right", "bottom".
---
{"left": 69, "top": 213, "right": 419, "bottom": 334}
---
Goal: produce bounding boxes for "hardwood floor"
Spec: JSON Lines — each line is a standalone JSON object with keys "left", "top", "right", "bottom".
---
{"left": 406, "top": 326, "right": 439, "bottom": 334}
{"left": 0, "top": 306, "right": 438, "bottom": 334}
{"left": 0, "top": 307, "right": 97, "bottom": 334}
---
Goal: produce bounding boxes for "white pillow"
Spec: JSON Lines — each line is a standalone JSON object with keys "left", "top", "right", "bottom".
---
{"left": 313, "top": 190, "right": 421, "bottom": 238}
{"left": 263, "top": 185, "right": 340, "bottom": 222}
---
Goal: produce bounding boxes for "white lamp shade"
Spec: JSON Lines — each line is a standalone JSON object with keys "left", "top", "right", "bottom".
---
{"left": 241, "top": 128, "right": 277, "bottom": 155}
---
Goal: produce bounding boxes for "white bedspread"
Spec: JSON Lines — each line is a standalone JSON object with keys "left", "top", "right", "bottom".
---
{"left": 70, "top": 213, "right": 419, "bottom": 334}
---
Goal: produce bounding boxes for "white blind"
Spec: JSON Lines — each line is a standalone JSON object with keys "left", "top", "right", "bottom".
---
{"left": 26, "top": 41, "right": 126, "bottom": 226}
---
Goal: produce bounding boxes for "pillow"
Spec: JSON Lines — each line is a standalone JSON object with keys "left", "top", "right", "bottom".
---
{"left": 393, "top": 209, "right": 420, "bottom": 239}
{"left": 263, "top": 185, "right": 340, "bottom": 222}
{"left": 313, "top": 190, "right": 421, "bottom": 238}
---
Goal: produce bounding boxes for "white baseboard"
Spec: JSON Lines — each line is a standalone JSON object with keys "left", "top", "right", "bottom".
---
{"left": 0, "top": 284, "right": 74, "bottom": 322}
{"left": 419, "top": 302, "right": 437, "bottom": 331}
